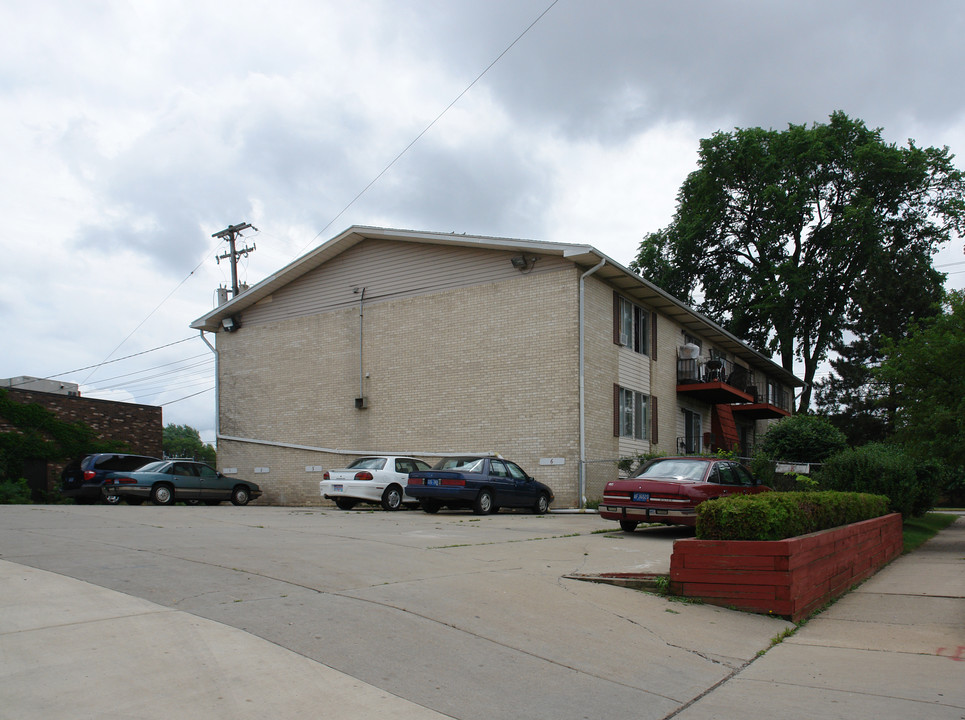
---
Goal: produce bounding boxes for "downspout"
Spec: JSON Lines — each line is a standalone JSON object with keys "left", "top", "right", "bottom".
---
{"left": 199, "top": 330, "right": 219, "bottom": 440}
{"left": 579, "top": 258, "right": 606, "bottom": 510}
{"left": 354, "top": 287, "right": 366, "bottom": 402}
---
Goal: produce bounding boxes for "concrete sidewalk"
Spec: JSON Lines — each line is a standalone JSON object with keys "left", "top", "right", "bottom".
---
{"left": 1, "top": 515, "right": 962, "bottom": 719}
{"left": 676, "top": 515, "right": 965, "bottom": 719}
{"left": 0, "top": 561, "right": 449, "bottom": 719}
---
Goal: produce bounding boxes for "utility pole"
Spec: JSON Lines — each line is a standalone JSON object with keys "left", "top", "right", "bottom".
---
{"left": 214, "top": 222, "right": 257, "bottom": 296}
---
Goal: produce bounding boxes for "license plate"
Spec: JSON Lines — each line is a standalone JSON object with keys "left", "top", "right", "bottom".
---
{"left": 632, "top": 492, "right": 650, "bottom": 502}
{"left": 333, "top": 485, "right": 343, "bottom": 492}
{"left": 427, "top": 478, "right": 440, "bottom": 487}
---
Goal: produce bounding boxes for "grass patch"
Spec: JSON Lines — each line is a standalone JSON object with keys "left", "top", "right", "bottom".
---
{"left": 903, "top": 512, "right": 958, "bottom": 553}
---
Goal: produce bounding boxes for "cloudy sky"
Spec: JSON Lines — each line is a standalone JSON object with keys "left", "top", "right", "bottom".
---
{"left": 3, "top": 0, "right": 965, "bottom": 445}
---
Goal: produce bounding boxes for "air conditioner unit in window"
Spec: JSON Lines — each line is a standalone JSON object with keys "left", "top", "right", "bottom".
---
{"left": 678, "top": 343, "right": 700, "bottom": 359}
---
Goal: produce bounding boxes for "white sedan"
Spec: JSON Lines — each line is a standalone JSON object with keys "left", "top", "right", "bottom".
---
{"left": 320, "top": 456, "right": 431, "bottom": 511}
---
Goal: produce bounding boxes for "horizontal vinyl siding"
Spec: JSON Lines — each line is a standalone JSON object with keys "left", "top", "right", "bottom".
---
{"left": 241, "top": 239, "right": 571, "bottom": 327}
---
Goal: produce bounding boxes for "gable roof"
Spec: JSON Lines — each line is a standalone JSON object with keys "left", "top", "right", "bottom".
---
{"left": 191, "top": 225, "right": 802, "bottom": 387}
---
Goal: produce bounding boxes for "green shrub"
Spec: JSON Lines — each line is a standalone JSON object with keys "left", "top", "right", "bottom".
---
{"left": 0, "top": 477, "right": 31, "bottom": 504}
{"left": 758, "top": 414, "right": 848, "bottom": 464}
{"left": 815, "top": 443, "right": 939, "bottom": 518}
{"left": 696, "top": 491, "right": 890, "bottom": 540}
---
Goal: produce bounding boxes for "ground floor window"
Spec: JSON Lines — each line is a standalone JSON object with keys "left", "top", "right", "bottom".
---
{"left": 614, "top": 385, "right": 649, "bottom": 441}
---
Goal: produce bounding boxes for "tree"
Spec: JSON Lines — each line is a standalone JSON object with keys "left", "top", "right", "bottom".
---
{"left": 877, "top": 290, "right": 965, "bottom": 471}
{"left": 757, "top": 414, "right": 848, "bottom": 464}
{"left": 632, "top": 112, "right": 965, "bottom": 412}
{"left": 814, "top": 247, "right": 946, "bottom": 445}
{"left": 162, "top": 424, "right": 216, "bottom": 463}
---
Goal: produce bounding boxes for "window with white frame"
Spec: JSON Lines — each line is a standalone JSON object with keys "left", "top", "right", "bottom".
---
{"left": 614, "top": 385, "right": 649, "bottom": 440}
{"left": 614, "top": 294, "right": 649, "bottom": 356}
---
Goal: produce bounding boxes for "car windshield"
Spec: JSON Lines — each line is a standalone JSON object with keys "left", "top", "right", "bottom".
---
{"left": 432, "top": 457, "right": 486, "bottom": 473}
{"left": 347, "top": 458, "right": 387, "bottom": 470}
{"left": 637, "top": 459, "right": 708, "bottom": 480}
{"left": 136, "top": 461, "right": 168, "bottom": 473}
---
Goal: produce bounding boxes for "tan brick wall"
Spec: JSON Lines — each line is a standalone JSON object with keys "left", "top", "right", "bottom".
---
{"left": 217, "top": 268, "right": 584, "bottom": 505}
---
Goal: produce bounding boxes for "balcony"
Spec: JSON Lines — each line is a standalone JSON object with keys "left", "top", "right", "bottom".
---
{"left": 731, "top": 384, "right": 791, "bottom": 420}
{"left": 676, "top": 358, "right": 754, "bottom": 404}
{"left": 677, "top": 357, "right": 791, "bottom": 419}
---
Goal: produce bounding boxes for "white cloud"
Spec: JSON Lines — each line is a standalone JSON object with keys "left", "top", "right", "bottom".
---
{"left": 3, "top": 0, "right": 965, "bottom": 437}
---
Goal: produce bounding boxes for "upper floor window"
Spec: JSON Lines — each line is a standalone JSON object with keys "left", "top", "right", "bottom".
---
{"left": 614, "top": 294, "right": 649, "bottom": 356}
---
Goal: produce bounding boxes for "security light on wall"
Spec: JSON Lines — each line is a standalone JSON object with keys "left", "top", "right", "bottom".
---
{"left": 222, "top": 316, "right": 239, "bottom": 332}
{"left": 511, "top": 255, "right": 538, "bottom": 272}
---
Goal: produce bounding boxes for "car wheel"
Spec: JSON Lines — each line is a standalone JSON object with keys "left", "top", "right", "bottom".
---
{"left": 381, "top": 485, "right": 404, "bottom": 511}
{"left": 420, "top": 499, "right": 441, "bottom": 514}
{"left": 151, "top": 484, "right": 175, "bottom": 506}
{"left": 231, "top": 486, "right": 251, "bottom": 506}
{"left": 103, "top": 494, "right": 122, "bottom": 505}
{"left": 335, "top": 498, "right": 358, "bottom": 510}
{"left": 532, "top": 493, "right": 549, "bottom": 514}
{"left": 619, "top": 519, "right": 639, "bottom": 533}
{"left": 473, "top": 489, "right": 493, "bottom": 515}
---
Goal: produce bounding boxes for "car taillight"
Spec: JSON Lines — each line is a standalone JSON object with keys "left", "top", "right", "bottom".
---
{"left": 408, "top": 478, "right": 423, "bottom": 485}
{"left": 84, "top": 471, "right": 96, "bottom": 481}
{"left": 441, "top": 478, "right": 465, "bottom": 486}
{"left": 108, "top": 477, "right": 138, "bottom": 485}
{"left": 354, "top": 471, "right": 374, "bottom": 481}
{"left": 323, "top": 471, "right": 330, "bottom": 480}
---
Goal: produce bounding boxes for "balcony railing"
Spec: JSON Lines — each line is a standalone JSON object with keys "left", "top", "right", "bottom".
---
{"left": 677, "top": 358, "right": 792, "bottom": 416}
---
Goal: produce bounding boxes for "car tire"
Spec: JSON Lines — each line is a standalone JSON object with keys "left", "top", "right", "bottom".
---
{"left": 151, "top": 484, "right": 175, "bottom": 506}
{"left": 335, "top": 498, "right": 358, "bottom": 510}
{"left": 532, "top": 493, "right": 549, "bottom": 514}
{"left": 619, "top": 519, "right": 639, "bottom": 533}
{"left": 420, "top": 499, "right": 441, "bottom": 514}
{"left": 381, "top": 485, "right": 404, "bottom": 511}
{"left": 231, "top": 486, "right": 251, "bottom": 506}
{"left": 103, "top": 494, "right": 122, "bottom": 505}
{"left": 473, "top": 489, "right": 493, "bottom": 515}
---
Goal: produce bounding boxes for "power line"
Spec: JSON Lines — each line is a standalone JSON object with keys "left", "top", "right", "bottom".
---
{"left": 295, "top": 0, "right": 562, "bottom": 257}
{"left": 160, "top": 386, "right": 215, "bottom": 406}
{"left": 12, "top": 337, "right": 200, "bottom": 385}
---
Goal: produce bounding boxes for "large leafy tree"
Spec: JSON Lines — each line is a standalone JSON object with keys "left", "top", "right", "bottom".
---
{"left": 632, "top": 112, "right": 965, "bottom": 412}
{"left": 162, "top": 424, "right": 216, "bottom": 463}
{"left": 815, "top": 247, "right": 945, "bottom": 444}
{"left": 877, "top": 290, "right": 965, "bottom": 471}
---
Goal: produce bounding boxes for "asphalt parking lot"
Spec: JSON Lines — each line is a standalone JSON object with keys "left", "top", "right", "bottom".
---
{"left": 0, "top": 504, "right": 797, "bottom": 719}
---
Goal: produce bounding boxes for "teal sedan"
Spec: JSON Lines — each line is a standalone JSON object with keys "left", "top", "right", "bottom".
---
{"left": 102, "top": 460, "right": 262, "bottom": 506}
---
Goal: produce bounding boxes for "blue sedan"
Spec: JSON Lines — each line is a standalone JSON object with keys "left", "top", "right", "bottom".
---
{"left": 407, "top": 456, "right": 554, "bottom": 514}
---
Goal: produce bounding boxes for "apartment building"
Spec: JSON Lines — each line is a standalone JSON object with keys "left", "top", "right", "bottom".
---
{"left": 191, "top": 227, "right": 801, "bottom": 506}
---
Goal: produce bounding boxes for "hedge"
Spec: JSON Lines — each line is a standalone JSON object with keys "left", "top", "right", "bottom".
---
{"left": 696, "top": 491, "right": 890, "bottom": 541}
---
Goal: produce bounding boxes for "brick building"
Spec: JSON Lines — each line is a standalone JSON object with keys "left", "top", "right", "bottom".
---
{"left": 191, "top": 227, "right": 802, "bottom": 506}
{"left": 0, "top": 387, "right": 162, "bottom": 500}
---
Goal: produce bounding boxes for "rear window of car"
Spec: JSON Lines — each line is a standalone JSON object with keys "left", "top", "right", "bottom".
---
{"left": 432, "top": 457, "right": 485, "bottom": 472}
{"left": 136, "top": 461, "right": 168, "bottom": 473}
{"left": 94, "top": 455, "right": 157, "bottom": 472}
{"left": 637, "top": 459, "right": 708, "bottom": 480}
{"left": 347, "top": 458, "right": 387, "bottom": 470}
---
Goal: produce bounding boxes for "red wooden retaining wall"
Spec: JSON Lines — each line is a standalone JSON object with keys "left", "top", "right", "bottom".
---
{"left": 669, "top": 514, "right": 903, "bottom": 622}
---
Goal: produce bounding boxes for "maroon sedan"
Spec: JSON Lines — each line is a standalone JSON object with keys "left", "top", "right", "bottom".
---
{"left": 599, "top": 456, "right": 770, "bottom": 531}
